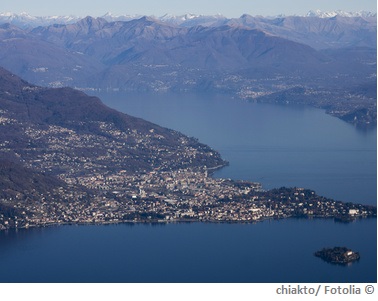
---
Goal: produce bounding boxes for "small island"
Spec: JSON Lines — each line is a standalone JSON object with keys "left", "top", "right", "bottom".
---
{"left": 315, "top": 247, "right": 360, "bottom": 264}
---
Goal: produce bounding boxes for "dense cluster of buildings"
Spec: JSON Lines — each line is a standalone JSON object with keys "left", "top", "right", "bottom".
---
{"left": 1, "top": 165, "right": 375, "bottom": 230}
{"left": 0, "top": 105, "right": 376, "bottom": 231}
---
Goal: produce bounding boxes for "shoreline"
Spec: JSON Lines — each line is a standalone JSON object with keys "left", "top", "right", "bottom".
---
{"left": 2, "top": 215, "right": 376, "bottom": 232}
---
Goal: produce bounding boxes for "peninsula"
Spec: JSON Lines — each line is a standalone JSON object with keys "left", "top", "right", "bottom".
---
{"left": 0, "top": 68, "right": 376, "bottom": 230}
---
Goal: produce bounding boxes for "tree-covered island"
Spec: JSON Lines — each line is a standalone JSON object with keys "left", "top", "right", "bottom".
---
{"left": 315, "top": 247, "right": 361, "bottom": 264}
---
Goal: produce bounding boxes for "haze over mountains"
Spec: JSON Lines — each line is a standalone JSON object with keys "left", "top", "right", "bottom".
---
{"left": 1, "top": 10, "right": 376, "bottom": 31}
{"left": 0, "top": 11, "right": 376, "bottom": 126}
{"left": 1, "top": 11, "right": 375, "bottom": 49}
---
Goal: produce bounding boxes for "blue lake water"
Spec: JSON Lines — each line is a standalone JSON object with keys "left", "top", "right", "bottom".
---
{"left": 96, "top": 92, "right": 377, "bottom": 205}
{"left": 0, "top": 92, "right": 376, "bottom": 283}
{"left": 0, "top": 219, "right": 376, "bottom": 283}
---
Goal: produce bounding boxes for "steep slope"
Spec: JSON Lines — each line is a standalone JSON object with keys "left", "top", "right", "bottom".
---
{"left": 31, "top": 16, "right": 186, "bottom": 62}
{"left": 0, "top": 159, "right": 68, "bottom": 199}
{"left": 0, "top": 67, "right": 225, "bottom": 195}
{"left": 0, "top": 24, "right": 104, "bottom": 88}
{"left": 180, "top": 25, "right": 328, "bottom": 70}
{"left": 30, "top": 16, "right": 327, "bottom": 70}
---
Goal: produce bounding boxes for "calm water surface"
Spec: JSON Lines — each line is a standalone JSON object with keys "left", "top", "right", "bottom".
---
{"left": 0, "top": 92, "right": 376, "bottom": 283}
{"left": 95, "top": 92, "right": 377, "bottom": 205}
{"left": 0, "top": 219, "right": 376, "bottom": 283}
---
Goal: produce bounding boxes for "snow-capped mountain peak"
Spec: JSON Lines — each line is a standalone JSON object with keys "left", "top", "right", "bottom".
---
{"left": 100, "top": 12, "right": 142, "bottom": 22}
{"left": 306, "top": 10, "right": 376, "bottom": 18}
{"left": 0, "top": 11, "right": 376, "bottom": 30}
{"left": 0, "top": 12, "right": 81, "bottom": 29}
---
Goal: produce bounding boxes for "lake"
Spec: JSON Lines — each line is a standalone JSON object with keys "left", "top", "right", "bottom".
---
{"left": 95, "top": 92, "right": 377, "bottom": 205}
{"left": 0, "top": 219, "right": 376, "bottom": 283}
{"left": 0, "top": 92, "right": 376, "bottom": 283}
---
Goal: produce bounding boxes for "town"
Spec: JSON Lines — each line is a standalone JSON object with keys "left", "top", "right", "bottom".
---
{"left": 0, "top": 70, "right": 376, "bottom": 231}
{"left": 1, "top": 165, "right": 375, "bottom": 230}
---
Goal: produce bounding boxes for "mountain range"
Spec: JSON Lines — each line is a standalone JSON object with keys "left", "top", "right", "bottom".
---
{"left": 1, "top": 11, "right": 376, "bottom": 49}
{"left": 1, "top": 10, "right": 376, "bottom": 30}
{"left": 0, "top": 12, "right": 376, "bottom": 126}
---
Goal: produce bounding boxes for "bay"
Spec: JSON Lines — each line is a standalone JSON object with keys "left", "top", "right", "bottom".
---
{"left": 94, "top": 92, "right": 377, "bottom": 205}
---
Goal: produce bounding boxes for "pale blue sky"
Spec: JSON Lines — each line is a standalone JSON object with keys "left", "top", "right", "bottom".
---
{"left": 1, "top": 0, "right": 376, "bottom": 17}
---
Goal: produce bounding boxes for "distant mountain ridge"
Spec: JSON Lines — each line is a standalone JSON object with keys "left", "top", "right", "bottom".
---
{"left": 1, "top": 11, "right": 375, "bottom": 52}
{"left": 305, "top": 10, "right": 376, "bottom": 18}
{"left": 0, "top": 12, "right": 81, "bottom": 29}
{"left": 0, "top": 15, "right": 337, "bottom": 89}
{"left": 29, "top": 16, "right": 326, "bottom": 68}
{"left": 1, "top": 10, "right": 376, "bottom": 29}
{"left": 0, "top": 12, "right": 376, "bottom": 126}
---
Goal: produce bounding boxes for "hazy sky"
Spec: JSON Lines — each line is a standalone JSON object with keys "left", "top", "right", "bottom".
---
{"left": 1, "top": 0, "right": 377, "bottom": 17}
